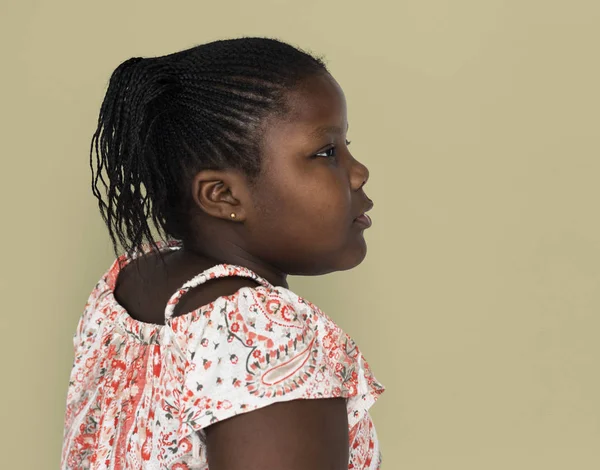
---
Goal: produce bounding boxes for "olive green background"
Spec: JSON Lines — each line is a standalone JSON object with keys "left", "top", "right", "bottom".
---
{"left": 1, "top": 0, "right": 599, "bottom": 468}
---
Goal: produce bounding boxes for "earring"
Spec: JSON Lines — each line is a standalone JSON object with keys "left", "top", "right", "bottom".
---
{"left": 230, "top": 213, "right": 236, "bottom": 219}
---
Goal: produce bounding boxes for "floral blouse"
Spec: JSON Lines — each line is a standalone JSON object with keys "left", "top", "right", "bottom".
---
{"left": 61, "top": 240, "right": 385, "bottom": 469}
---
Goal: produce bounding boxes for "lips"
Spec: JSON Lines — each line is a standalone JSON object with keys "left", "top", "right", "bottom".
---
{"left": 353, "top": 213, "right": 372, "bottom": 228}
{"left": 353, "top": 199, "right": 374, "bottom": 228}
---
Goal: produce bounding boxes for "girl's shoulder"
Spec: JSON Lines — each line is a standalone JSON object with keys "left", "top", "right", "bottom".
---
{"left": 163, "top": 278, "right": 385, "bottom": 442}
{"left": 69, "top": 247, "right": 384, "bottom": 455}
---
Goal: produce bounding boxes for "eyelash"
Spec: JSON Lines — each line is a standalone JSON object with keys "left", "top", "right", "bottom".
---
{"left": 315, "top": 140, "right": 352, "bottom": 158}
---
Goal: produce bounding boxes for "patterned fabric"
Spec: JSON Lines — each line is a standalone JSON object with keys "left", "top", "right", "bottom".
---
{"left": 61, "top": 240, "right": 385, "bottom": 469}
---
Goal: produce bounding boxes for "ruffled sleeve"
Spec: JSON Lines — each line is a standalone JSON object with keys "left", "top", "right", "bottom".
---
{"left": 166, "top": 284, "right": 385, "bottom": 442}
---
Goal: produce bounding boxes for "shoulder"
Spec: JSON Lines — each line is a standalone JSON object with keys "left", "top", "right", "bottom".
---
{"left": 172, "top": 276, "right": 261, "bottom": 319}
{"left": 176, "top": 282, "right": 318, "bottom": 349}
{"left": 179, "top": 283, "right": 364, "bottom": 402}
{"left": 169, "top": 281, "right": 384, "bottom": 443}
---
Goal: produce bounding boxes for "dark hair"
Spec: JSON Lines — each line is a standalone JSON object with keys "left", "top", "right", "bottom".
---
{"left": 90, "top": 36, "right": 329, "bottom": 264}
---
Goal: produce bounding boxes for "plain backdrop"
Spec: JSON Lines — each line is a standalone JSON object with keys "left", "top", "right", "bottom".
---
{"left": 1, "top": 0, "right": 599, "bottom": 468}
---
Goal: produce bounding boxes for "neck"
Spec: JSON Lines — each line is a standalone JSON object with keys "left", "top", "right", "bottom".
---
{"left": 180, "top": 236, "right": 289, "bottom": 289}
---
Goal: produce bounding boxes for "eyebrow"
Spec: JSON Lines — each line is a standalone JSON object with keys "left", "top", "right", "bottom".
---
{"left": 310, "top": 122, "right": 350, "bottom": 137}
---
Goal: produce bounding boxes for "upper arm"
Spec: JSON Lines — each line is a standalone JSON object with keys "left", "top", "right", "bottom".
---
{"left": 205, "top": 397, "right": 349, "bottom": 470}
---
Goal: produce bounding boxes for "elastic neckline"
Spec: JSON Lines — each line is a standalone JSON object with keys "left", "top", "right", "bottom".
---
{"left": 101, "top": 240, "right": 274, "bottom": 343}
{"left": 163, "top": 263, "right": 272, "bottom": 321}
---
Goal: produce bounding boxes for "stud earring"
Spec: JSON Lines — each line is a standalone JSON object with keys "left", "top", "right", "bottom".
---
{"left": 230, "top": 213, "right": 236, "bottom": 219}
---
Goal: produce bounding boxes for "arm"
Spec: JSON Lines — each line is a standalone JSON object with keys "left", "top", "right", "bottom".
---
{"left": 205, "top": 397, "right": 349, "bottom": 470}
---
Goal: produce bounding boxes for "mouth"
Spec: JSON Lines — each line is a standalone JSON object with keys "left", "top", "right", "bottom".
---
{"left": 353, "top": 199, "right": 374, "bottom": 228}
{"left": 353, "top": 213, "right": 372, "bottom": 228}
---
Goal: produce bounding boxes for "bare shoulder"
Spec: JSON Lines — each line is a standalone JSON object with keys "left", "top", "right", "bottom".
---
{"left": 205, "top": 397, "right": 349, "bottom": 470}
{"left": 114, "top": 250, "right": 261, "bottom": 322}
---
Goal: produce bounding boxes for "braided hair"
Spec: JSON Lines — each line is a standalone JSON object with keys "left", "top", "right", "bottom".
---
{"left": 90, "top": 36, "right": 329, "bottom": 264}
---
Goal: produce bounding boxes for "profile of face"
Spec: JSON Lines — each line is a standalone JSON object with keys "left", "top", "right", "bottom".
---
{"left": 190, "top": 72, "right": 373, "bottom": 277}
{"left": 241, "top": 73, "right": 373, "bottom": 275}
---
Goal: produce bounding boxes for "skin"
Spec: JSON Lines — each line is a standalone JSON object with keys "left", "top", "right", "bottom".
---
{"left": 114, "top": 71, "right": 373, "bottom": 469}
{"left": 181, "top": 71, "right": 373, "bottom": 285}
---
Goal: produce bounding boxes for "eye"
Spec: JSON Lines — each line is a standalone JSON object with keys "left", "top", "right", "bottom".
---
{"left": 314, "top": 140, "right": 352, "bottom": 158}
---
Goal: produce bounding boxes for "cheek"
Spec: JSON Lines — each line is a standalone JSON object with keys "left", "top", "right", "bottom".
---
{"left": 255, "top": 174, "right": 351, "bottom": 244}
{"left": 246, "top": 173, "right": 367, "bottom": 272}
{"left": 276, "top": 170, "right": 347, "bottom": 216}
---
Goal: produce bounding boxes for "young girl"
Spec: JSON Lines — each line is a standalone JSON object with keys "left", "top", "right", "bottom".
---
{"left": 61, "top": 36, "right": 384, "bottom": 470}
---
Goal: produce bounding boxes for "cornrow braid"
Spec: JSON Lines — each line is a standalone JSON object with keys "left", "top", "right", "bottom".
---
{"left": 90, "top": 36, "right": 329, "bottom": 265}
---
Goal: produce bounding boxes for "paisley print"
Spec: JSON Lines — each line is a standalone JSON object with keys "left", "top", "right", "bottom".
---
{"left": 61, "top": 240, "right": 385, "bottom": 469}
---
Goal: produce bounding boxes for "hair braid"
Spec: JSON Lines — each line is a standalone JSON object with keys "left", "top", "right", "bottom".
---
{"left": 90, "top": 37, "right": 329, "bottom": 262}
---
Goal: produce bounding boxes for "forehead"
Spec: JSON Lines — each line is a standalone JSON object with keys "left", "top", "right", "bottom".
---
{"left": 257, "top": 73, "right": 349, "bottom": 168}
{"left": 270, "top": 73, "right": 348, "bottom": 135}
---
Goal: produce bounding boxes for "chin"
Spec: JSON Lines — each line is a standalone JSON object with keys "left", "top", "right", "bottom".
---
{"left": 287, "top": 237, "right": 368, "bottom": 275}
{"left": 291, "top": 247, "right": 367, "bottom": 276}
{"left": 333, "top": 238, "right": 368, "bottom": 272}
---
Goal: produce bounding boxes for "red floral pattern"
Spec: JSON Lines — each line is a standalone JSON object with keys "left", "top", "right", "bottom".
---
{"left": 61, "top": 240, "right": 385, "bottom": 469}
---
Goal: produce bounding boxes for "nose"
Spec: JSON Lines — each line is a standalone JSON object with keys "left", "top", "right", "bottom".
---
{"left": 350, "top": 156, "right": 370, "bottom": 191}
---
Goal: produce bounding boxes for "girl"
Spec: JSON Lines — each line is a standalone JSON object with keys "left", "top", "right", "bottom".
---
{"left": 61, "top": 36, "right": 384, "bottom": 470}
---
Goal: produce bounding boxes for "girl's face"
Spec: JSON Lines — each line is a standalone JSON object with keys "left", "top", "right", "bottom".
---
{"left": 243, "top": 73, "right": 373, "bottom": 275}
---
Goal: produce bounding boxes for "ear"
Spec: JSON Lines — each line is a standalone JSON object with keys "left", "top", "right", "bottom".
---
{"left": 190, "top": 169, "right": 248, "bottom": 222}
